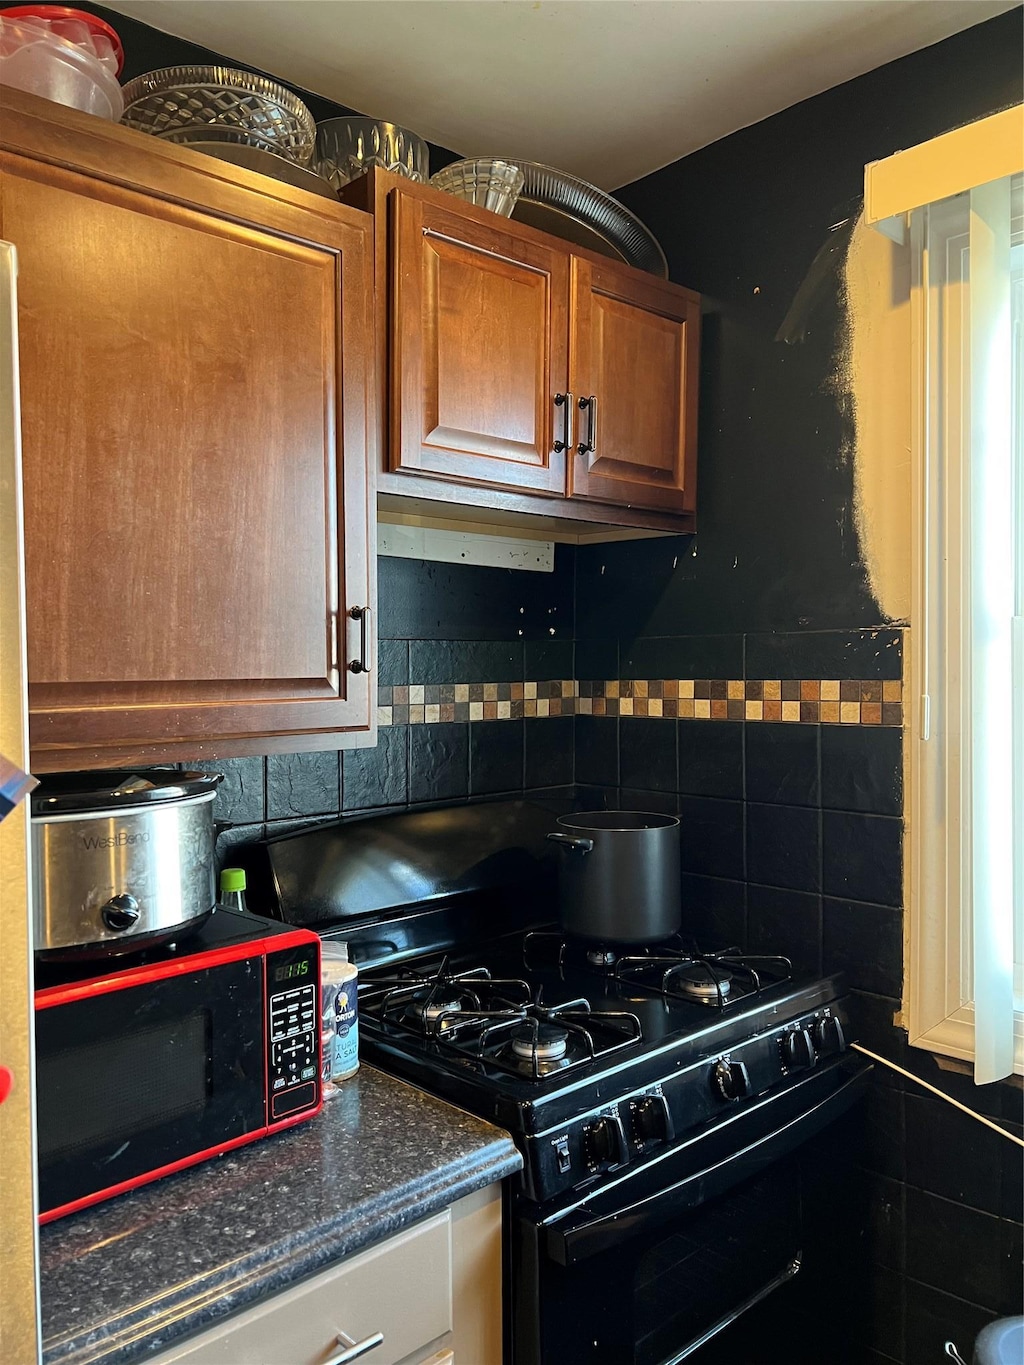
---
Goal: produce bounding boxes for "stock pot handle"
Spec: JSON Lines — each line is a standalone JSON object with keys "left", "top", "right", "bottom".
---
{"left": 546, "top": 833, "right": 595, "bottom": 854}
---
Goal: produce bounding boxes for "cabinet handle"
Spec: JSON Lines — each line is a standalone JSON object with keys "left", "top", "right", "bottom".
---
{"left": 347, "top": 605, "right": 372, "bottom": 675}
{"left": 553, "top": 391, "right": 575, "bottom": 453}
{"left": 324, "top": 1330, "right": 385, "bottom": 1364}
{"left": 577, "top": 394, "right": 598, "bottom": 461}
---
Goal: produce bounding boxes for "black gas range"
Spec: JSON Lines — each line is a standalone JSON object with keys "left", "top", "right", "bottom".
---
{"left": 241, "top": 800, "right": 871, "bottom": 1365}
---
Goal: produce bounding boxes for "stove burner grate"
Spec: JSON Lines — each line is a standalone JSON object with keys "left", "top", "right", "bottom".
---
{"left": 614, "top": 946, "right": 792, "bottom": 1005}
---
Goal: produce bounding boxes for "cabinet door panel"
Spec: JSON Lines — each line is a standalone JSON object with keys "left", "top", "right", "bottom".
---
{"left": 0, "top": 103, "right": 374, "bottom": 769}
{"left": 569, "top": 258, "right": 699, "bottom": 513}
{"left": 391, "top": 191, "right": 568, "bottom": 494}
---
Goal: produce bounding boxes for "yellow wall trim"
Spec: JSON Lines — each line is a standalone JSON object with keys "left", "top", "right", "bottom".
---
{"left": 865, "top": 104, "right": 1024, "bottom": 223}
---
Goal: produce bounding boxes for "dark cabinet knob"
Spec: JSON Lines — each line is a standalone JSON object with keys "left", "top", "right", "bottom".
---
{"left": 712, "top": 1058, "right": 750, "bottom": 1101}
{"left": 781, "top": 1027, "right": 817, "bottom": 1070}
{"left": 813, "top": 1014, "right": 846, "bottom": 1054}
{"left": 101, "top": 893, "right": 140, "bottom": 932}
{"left": 632, "top": 1094, "right": 674, "bottom": 1145}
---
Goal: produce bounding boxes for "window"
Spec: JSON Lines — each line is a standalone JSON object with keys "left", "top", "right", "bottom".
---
{"left": 905, "top": 170, "right": 1023, "bottom": 1082}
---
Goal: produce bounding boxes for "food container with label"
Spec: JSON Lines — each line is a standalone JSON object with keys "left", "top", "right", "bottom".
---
{"left": 320, "top": 940, "right": 359, "bottom": 1096}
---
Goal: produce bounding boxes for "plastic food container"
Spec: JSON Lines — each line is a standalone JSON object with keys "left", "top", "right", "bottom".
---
{"left": 0, "top": 6, "right": 124, "bottom": 121}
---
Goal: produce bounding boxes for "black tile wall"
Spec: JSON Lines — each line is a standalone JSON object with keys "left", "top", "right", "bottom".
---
{"left": 408, "top": 722, "right": 469, "bottom": 804}
{"left": 342, "top": 726, "right": 408, "bottom": 812}
{"left": 377, "top": 638, "right": 410, "bottom": 688}
{"left": 619, "top": 717, "right": 677, "bottom": 792}
{"left": 469, "top": 719, "right": 524, "bottom": 795}
{"left": 822, "top": 898, "right": 903, "bottom": 997}
{"left": 525, "top": 638, "right": 574, "bottom": 681}
{"left": 575, "top": 716, "right": 619, "bottom": 787}
{"left": 410, "top": 638, "right": 524, "bottom": 684}
{"left": 746, "top": 884, "right": 822, "bottom": 975}
{"left": 822, "top": 811, "right": 903, "bottom": 906}
{"left": 676, "top": 796, "right": 744, "bottom": 880}
{"left": 525, "top": 716, "right": 574, "bottom": 789}
{"left": 821, "top": 724, "right": 902, "bottom": 815}
{"left": 266, "top": 751, "right": 341, "bottom": 821}
{"left": 193, "top": 756, "right": 264, "bottom": 825}
{"left": 744, "top": 722, "right": 819, "bottom": 806}
{"left": 746, "top": 802, "right": 821, "bottom": 893}
{"left": 677, "top": 719, "right": 743, "bottom": 799}
{"left": 744, "top": 630, "right": 903, "bottom": 680}
{"left": 619, "top": 633, "right": 744, "bottom": 681}
{"left": 679, "top": 873, "right": 747, "bottom": 947}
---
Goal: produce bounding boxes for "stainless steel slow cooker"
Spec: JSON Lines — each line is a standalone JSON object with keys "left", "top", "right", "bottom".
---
{"left": 30, "top": 769, "right": 222, "bottom": 959}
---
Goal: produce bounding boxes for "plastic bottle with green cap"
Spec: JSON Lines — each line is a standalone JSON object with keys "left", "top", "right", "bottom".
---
{"left": 219, "top": 867, "right": 248, "bottom": 914}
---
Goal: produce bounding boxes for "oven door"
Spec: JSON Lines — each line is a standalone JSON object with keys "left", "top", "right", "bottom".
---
{"left": 35, "top": 957, "right": 266, "bottom": 1220}
{"left": 510, "top": 1056, "right": 870, "bottom": 1365}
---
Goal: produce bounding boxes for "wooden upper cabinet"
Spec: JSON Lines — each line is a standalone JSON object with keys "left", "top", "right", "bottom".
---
{"left": 390, "top": 190, "right": 568, "bottom": 494}
{"left": 0, "top": 89, "right": 375, "bottom": 771}
{"left": 569, "top": 257, "right": 700, "bottom": 514}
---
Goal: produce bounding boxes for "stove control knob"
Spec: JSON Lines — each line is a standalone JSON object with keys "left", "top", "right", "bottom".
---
{"left": 631, "top": 1094, "right": 674, "bottom": 1146}
{"left": 712, "top": 1058, "right": 750, "bottom": 1101}
{"left": 813, "top": 1014, "right": 846, "bottom": 1054}
{"left": 781, "top": 1027, "right": 817, "bottom": 1070}
{"left": 583, "top": 1114, "right": 627, "bottom": 1168}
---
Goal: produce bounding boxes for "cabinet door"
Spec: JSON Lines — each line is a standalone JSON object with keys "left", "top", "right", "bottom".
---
{"left": 569, "top": 257, "right": 700, "bottom": 514}
{"left": 391, "top": 189, "right": 569, "bottom": 494}
{"left": 0, "top": 96, "right": 375, "bottom": 770}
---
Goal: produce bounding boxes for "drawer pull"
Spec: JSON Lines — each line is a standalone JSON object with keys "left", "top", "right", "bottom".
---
{"left": 324, "top": 1329, "right": 385, "bottom": 1364}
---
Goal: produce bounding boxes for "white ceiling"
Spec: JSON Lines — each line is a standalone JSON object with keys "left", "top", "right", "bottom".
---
{"left": 106, "top": 0, "right": 1018, "bottom": 188}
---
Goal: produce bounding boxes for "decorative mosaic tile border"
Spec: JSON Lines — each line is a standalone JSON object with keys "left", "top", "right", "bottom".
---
{"left": 377, "top": 679, "right": 903, "bottom": 728}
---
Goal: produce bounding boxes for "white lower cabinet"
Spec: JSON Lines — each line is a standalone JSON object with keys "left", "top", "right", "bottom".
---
{"left": 147, "top": 1185, "right": 502, "bottom": 1365}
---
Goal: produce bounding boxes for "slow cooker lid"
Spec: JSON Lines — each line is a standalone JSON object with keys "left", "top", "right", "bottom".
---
{"left": 31, "top": 769, "right": 222, "bottom": 815}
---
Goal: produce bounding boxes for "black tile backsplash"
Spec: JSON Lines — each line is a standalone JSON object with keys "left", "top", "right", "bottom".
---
{"left": 677, "top": 796, "right": 744, "bottom": 880}
{"left": 408, "top": 722, "right": 469, "bottom": 804}
{"left": 821, "top": 724, "right": 902, "bottom": 815}
{"left": 746, "top": 883, "right": 822, "bottom": 974}
{"left": 265, "top": 750, "right": 341, "bottom": 821}
{"left": 677, "top": 719, "right": 743, "bottom": 799}
{"left": 744, "top": 630, "right": 903, "bottom": 681}
{"left": 525, "top": 638, "right": 574, "bottom": 681}
{"left": 469, "top": 719, "right": 524, "bottom": 795}
{"left": 409, "top": 638, "right": 523, "bottom": 684}
{"left": 525, "top": 716, "right": 574, "bottom": 789}
{"left": 746, "top": 802, "right": 821, "bottom": 893}
{"left": 679, "top": 873, "right": 747, "bottom": 948}
{"left": 194, "top": 756, "right": 264, "bottom": 825}
{"left": 377, "top": 638, "right": 410, "bottom": 688}
{"left": 342, "top": 726, "right": 408, "bottom": 811}
{"left": 575, "top": 716, "right": 619, "bottom": 787}
{"left": 619, "top": 717, "right": 677, "bottom": 792}
{"left": 744, "top": 722, "right": 820, "bottom": 807}
{"left": 822, "top": 811, "right": 903, "bottom": 907}
{"left": 620, "top": 633, "right": 744, "bottom": 681}
{"left": 822, "top": 897, "right": 903, "bottom": 997}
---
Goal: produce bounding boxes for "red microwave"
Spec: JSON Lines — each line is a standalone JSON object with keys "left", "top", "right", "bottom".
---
{"left": 34, "top": 909, "right": 322, "bottom": 1223}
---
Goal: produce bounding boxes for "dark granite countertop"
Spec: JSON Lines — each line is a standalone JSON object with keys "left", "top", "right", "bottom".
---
{"left": 40, "top": 1066, "right": 521, "bottom": 1365}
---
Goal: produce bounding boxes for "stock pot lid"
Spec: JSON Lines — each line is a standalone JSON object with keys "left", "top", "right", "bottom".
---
{"left": 31, "top": 769, "right": 222, "bottom": 815}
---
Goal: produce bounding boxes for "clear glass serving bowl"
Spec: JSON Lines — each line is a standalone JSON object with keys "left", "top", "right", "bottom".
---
{"left": 121, "top": 66, "right": 316, "bottom": 166}
{"left": 429, "top": 158, "right": 526, "bottom": 218}
{"left": 314, "top": 117, "right": 429, "bottom": 190}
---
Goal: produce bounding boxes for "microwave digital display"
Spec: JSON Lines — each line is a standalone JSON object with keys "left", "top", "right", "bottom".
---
{"left": 272, "top": 959, "right": 310, "bottom": 983}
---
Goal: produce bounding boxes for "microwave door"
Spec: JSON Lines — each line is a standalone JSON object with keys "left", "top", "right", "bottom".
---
{"left": 35, "top": 957, "right": 267, "bottom": 1222}
{"left": 0, "top": 238, "right": 42, "bottom": 1363}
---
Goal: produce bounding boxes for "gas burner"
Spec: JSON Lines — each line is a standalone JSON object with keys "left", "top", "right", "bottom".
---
{"left": 510, "top": 1021, "right": 569, "bottom": 1066}
{"left": 405, "top": 995, "right": 464, "bottom": 1030}
{"left": 586, "top": 947, "right": 618, "bottom": 969}
{"left": 667, "top": 964, "right": 733, "bottom": 1003}
{"left": 614, "top": 947, "right": 792, "bottom": 1006}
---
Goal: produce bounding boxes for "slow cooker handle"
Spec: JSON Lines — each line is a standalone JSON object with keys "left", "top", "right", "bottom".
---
{"left": 546, "top": 833, "right": 595, "bottom": 854}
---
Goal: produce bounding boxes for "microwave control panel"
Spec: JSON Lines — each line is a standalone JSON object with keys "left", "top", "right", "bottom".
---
{"left": 265, "top": 942, "right": 321, "bottom": 1122}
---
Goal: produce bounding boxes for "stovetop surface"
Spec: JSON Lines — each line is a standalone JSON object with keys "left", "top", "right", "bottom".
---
{"left": 356, "top": 927, "right": 843, "bottom": 1119}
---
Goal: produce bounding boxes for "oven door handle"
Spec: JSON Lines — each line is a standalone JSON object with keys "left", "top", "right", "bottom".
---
{"left": 542, "top": 1061, "right": 869, "bottom": 1267}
